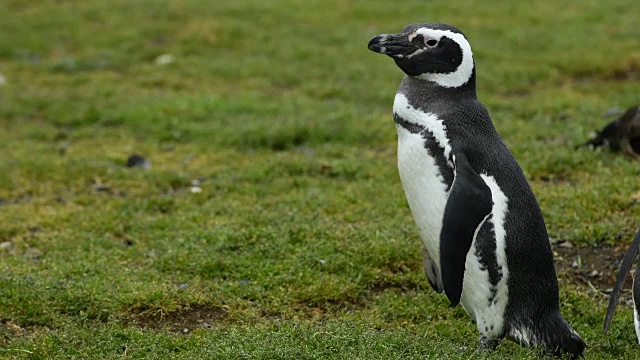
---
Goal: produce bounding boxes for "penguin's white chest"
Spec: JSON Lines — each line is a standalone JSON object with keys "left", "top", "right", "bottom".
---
{"left": 393, "top": 93, "right": 453, "bottom": 288}
{"left": 396, "top": 126, "right": 449, "bottom": 268}
{"left": 393, "top": 93, "right": 510, "bottom": 338}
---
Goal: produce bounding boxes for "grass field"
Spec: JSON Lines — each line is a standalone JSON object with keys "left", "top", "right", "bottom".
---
{"left": 1, "top": 0, "right": 640, "bottom": 358}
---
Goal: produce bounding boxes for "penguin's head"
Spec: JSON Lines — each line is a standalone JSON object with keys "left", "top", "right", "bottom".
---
{"left": 368, "top": 23, "right": 475, "bottom": 88}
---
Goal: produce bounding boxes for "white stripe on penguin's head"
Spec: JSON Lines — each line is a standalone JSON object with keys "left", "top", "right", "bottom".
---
{"left": 412, "top": 28, "right": 474, "bottom": 88}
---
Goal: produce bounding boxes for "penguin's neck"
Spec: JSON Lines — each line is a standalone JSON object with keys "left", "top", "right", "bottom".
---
{"left": 399, "top": 70, "right": 477, "bottom": 103}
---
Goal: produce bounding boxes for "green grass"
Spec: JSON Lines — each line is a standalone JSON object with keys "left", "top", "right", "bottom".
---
{"left": 1, "top": 0, "right": 640, "bottom": 358}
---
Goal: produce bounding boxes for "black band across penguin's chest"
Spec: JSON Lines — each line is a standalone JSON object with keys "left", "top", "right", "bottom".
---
{"left": 394, "top": 113, "right": 455, "bottom": 190}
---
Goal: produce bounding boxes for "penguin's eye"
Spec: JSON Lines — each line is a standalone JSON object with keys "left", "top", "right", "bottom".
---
{"left": 425, "top": 39, "right": 438, "bottom": 47}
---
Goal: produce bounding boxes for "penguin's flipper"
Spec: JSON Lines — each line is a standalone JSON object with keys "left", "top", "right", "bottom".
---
{"left": 422, "top": 245, "right": 443, "bottom": 293}
{"left": 440, "top": 152, "right": 493, "bottom": 306}
{"left": 604, "top": 227, "right": 640, "bottom": 333}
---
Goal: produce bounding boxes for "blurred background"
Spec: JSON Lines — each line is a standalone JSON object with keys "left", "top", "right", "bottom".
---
{"left": 0, "top": 0, "right": 639, "bottom": 357}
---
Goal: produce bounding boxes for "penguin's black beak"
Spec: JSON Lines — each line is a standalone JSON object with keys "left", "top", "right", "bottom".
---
{"left": 368, "top": 33, "right": 414, "bottom": 57}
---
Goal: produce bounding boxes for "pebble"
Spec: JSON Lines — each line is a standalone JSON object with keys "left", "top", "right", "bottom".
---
{"left": 604, "top": 107, "right": 623, "bottom": 117}
{"left": 0, "top": 241, "right": 12, "bottom": 251}
{"left": 28, "top": 226, "right": 41, "bottom": 233}
{"left": 558, "top": 241, "right": 574, "bottom": 248}
{"left": 295, "top": 146, "right": 315, "bottom": 156}
{"left": 155, "top": 54, "right": 176, "bottom": 65}
{"left": 189, "top": 180, "right": 203, "bottom": 193}
{"left": 94, "top": 184, "right": 111, "bottom": 192}
{"left": 126, "top": 154, "right": 150, "bottom": 169}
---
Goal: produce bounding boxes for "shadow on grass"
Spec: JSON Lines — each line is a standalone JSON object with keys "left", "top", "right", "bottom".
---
{"left": 553, "top": 241, "right": 632, "bottom": 300}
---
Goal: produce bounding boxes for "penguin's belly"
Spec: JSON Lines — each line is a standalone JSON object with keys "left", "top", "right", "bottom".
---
{"left": 459, "top": 175, "right": 510, "bottom": 338}
{"left": 396, "top": 125, "right": 449, "bottom": 290}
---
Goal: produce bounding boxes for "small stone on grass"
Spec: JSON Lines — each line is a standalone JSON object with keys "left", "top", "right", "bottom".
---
{"left": 126, "top": 154, "right": 150, "bottom": 169}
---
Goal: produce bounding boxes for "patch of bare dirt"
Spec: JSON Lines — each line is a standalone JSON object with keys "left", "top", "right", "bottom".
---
{"left": 0, "top": 320, "right": 45, "bottom": 347}
{"left": 552, "top": 241, "right": 633, "bottom": 302}
{"left": 567, "top": 59, "right": 640, "bottom": 83}
{"left": 288, "top": 299, "right": 364, "bottom": 319}
{"left": 368, "top": 278, "right": 424, "bottom": 294}
{"left": 607, "top": 60, "right": 640, "bottom": 81}
{"left": 127, "top": 305, "right": 228, "bottom": 334}
{"left": 1, "top": 321, "right": 27, "bottom": 340}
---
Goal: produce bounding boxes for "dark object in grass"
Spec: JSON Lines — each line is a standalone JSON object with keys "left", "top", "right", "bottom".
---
{"left": 94, "top": 184, "right": 111, "bottom": 192}
{"left": 603, "top": 227, "right": 640, "bottom": 343}
{"left": 581, "top": 105, "right": 640, "bottom": 155}
{"left": 126, "top": 154, "right": 151, "bottom": 169}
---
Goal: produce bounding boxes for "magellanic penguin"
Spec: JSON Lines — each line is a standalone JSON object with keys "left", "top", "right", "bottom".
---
{"left": 367, "top": 23, "right": 586, "bottom": 357}
{"left": 603, "top": 227, "right": 640, "bottom": 342}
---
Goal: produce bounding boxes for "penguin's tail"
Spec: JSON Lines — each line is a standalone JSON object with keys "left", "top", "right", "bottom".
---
{"left": 510, "top": 311, "right": 586, "bottom": 358}
{"left": 542, "top": 314, "right": 586, "bottom": 358}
